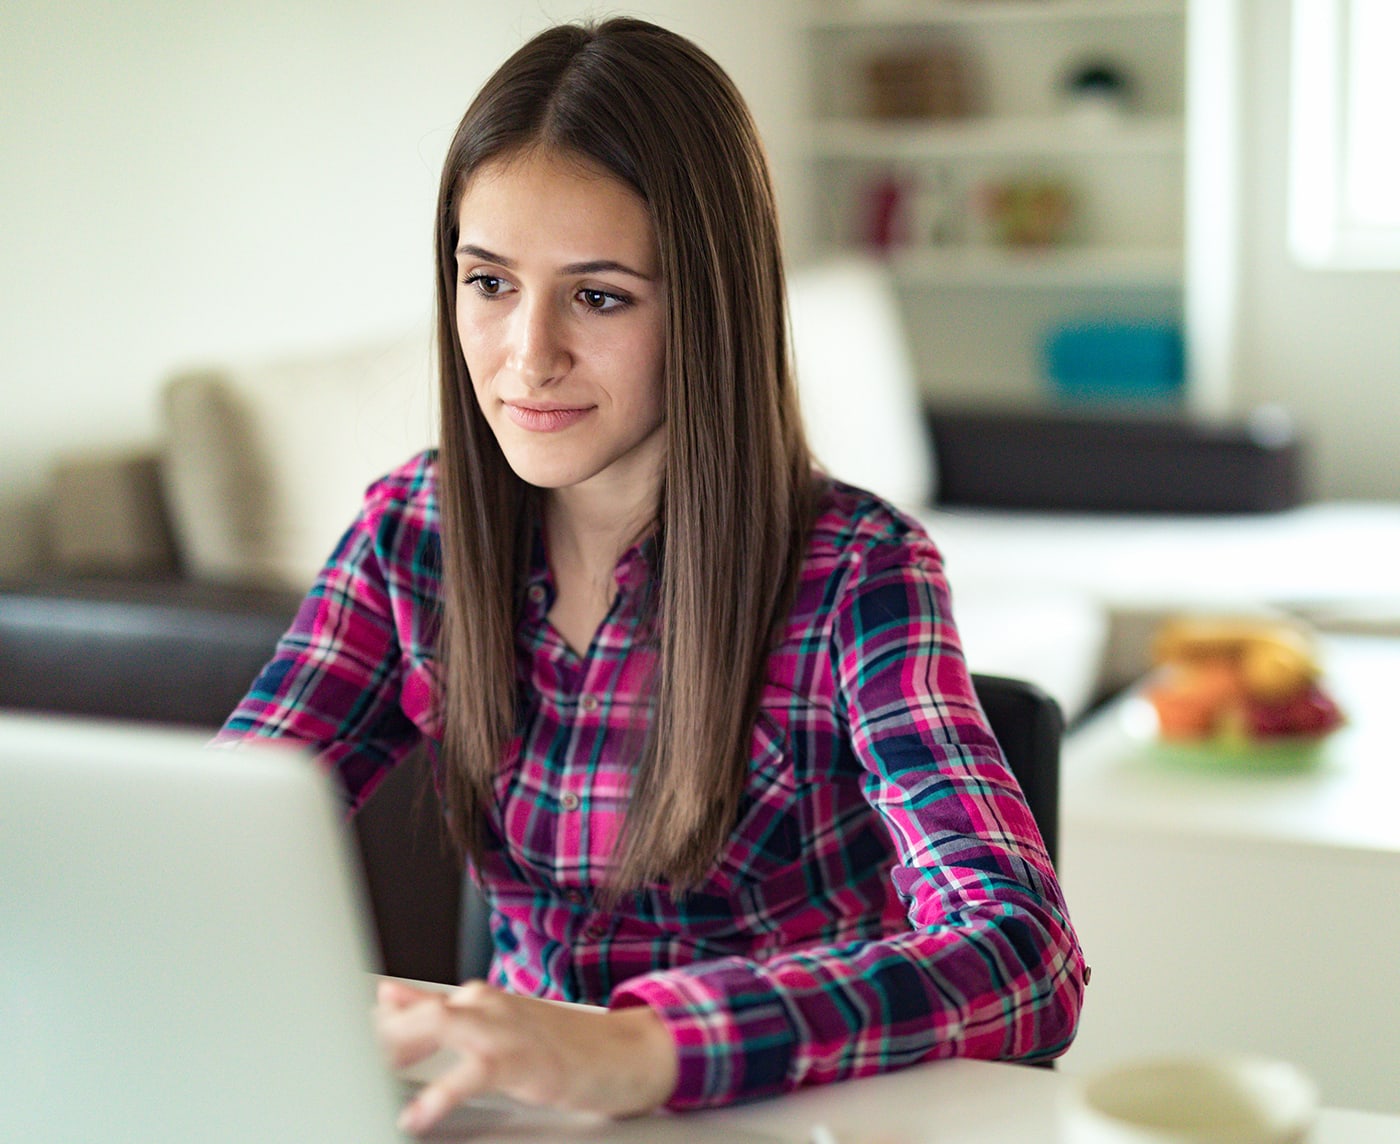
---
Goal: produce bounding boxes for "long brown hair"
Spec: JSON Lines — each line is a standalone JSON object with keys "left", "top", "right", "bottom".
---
{"left": 435, "top": 17, "right": 814, "bottom": 893}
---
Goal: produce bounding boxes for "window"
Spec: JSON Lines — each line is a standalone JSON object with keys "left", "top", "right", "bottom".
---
{"left": 1289, "top": 0, "right": 1400, "bottom": 268}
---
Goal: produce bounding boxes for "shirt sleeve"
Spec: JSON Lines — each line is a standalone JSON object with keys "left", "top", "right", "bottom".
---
{"left": 610, "top": 534, "right": 1087, "bottom": 1109}
{"left": 214, "top": 482, "right": 424, "bottom": 812}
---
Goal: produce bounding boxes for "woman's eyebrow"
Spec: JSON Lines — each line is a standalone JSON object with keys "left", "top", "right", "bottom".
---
{"left": 455, "top": 243, "right": 514, "bottom": 266}
{"left": 559, "top": 259, "right": 654, "bottom": 281}
{"left": 455, "top": 243, "right": 653, "bottom": 281}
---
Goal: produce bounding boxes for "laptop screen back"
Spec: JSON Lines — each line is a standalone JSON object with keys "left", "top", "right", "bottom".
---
{"left": 0, "top": 713, "right": 408, "bottom": 1144}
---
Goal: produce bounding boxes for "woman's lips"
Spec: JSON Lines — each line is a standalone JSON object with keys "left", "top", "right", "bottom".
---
{"left": 504, "top": 402, "right": 594, "bottom": 432}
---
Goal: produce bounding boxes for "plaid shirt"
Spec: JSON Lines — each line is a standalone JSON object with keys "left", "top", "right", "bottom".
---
{"left": 220, "top": 450, "right": 1085, "bottom": 1109}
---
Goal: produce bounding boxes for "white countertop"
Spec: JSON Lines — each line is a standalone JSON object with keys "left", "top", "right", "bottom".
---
{"left": 424, "top": 1057, "right": 1400, "bottom": 1143}
{"left": 1055, "top": 635, "right": 1400, "bottom": 1114}
{"left": 1062, "top": 635, "right": 1400, "bottom": 857}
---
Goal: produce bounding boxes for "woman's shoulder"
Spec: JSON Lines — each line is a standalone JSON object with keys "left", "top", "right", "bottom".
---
{"left": 366, "top": 448, "right": 439, "bottom": 501}
{"left": 359, "top": 449, "right": 440, "bottom": 521}
{"left": 784, "top": 477, "right": 944, "bottom": 647}
{"left": 352, "top": 450, "right": 442, "bottom": 563}
{"left": 806, "top": 474, "right": 935, "bottom": 561}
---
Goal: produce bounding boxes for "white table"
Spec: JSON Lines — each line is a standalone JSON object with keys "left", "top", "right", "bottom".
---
{"left": 429, "top": 1057, "right": 1400, "bottom": 1142}
{"left": 1056, "top": 636, "right": 1400, "bottom": 1114}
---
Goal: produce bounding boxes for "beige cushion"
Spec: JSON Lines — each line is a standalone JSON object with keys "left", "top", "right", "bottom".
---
{"left": 162, "top": 330, "right": 437, "bottom": 588}
{"left": 788, "top": 256, "right": 936, "bottom": 510}
{"left": 48, "top": 449, "right": 177, "bottom": 576}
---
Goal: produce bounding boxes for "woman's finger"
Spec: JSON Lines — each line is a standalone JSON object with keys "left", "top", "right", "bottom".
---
{"left": 377, "top": 979, "right": 434, "bottom": 1010}
{"left": 445, "top": 974, "right": 501, "bottom": 1008}
{"left": 375, "top": 997, "right": 453, "bottom": 1070}
{"left": 398, "top": 1052, "right": 492, "bottom": 1135}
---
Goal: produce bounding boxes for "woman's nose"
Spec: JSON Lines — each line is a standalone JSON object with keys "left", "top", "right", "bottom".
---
{"left": 506, "top": 298, "right": 570, "bottom": 388}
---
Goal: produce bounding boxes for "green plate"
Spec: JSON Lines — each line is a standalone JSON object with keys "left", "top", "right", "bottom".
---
{"left": 1145, "top": 735, "right": 1328, "bottom": 774}
{"left": 1120, "top": 697, "right": 1333, "bottom": 774}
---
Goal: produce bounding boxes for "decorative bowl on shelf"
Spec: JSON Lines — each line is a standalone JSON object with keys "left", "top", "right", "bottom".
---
{"left": 862, "top": 45, "right": 973, "bottom": 121}
{"left": 977, "top": 178, "right": 1074, "bottom": 248}
{"left": 1043, "top": 320, "right": 1184, "bottom": 403}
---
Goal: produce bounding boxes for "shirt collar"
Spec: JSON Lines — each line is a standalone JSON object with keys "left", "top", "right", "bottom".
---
{"left": 613, "top": 529, "right": 659, "bottom": 595}
{"left": 523, "top": 524, "right": 553, "bottom": 619}
{"left": 521, "top": 521, "right": 659, "bottom": 620}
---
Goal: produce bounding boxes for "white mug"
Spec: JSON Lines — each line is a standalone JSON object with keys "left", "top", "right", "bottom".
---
{"left": 1066, "top": 1055, "right": 1318, "bottom": 1144}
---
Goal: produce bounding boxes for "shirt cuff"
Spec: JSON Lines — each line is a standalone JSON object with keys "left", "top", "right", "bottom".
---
{"left": 609, "top": 958, "right": 797, "bottom": 1110}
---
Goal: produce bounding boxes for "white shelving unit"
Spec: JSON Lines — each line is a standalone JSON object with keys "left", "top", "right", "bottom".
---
{"left": 809, "top": 115, "right": 1184, "bottom": 161}
{"left": 889, "top": 244, "right": 1183, "bottom": 289}
{"left": 801, "top": 0, "right": 1190, "bottom": 408}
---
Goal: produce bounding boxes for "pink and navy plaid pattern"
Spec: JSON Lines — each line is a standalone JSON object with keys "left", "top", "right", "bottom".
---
{"left": 219, "top": 450, "right": 1085, "bottom": 1109}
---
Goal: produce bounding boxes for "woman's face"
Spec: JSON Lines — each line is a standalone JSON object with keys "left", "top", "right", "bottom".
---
{"left": 455, "top": 149, "right": 667, "bottom": 500}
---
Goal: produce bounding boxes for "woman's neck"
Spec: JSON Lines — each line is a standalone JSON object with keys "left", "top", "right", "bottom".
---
{"left": 544, "top": 475, "right": 658, "bottom": 588}
{"left": 542, "top": 476, "right": 659, "bottom": 657}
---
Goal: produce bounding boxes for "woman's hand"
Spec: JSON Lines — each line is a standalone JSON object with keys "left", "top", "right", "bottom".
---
{"left": 375, "top": 979, "right": 679, "bottom": 1135}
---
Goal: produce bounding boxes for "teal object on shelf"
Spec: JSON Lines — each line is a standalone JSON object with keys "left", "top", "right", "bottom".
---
{"left": 1044, "top": 321, "right": 1184, "bottom": 402}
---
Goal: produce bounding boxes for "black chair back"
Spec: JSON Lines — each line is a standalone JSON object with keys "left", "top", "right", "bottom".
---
{"left": 970, "top": 673, "right": 1063, "bottom": 865}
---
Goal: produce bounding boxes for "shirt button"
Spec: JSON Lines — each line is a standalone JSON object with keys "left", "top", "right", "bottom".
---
{"left": 560, "top": 791, "right": 581, "bottom": 811}
{"left": 582, "top": 920, "right": 608, "bottom": 941}
{"left": 579, "top": 694, "right": 599, "bottom": 713}
{"left": 564, "top": 888, "right": 586, "bottom": 905}
{"left": 527, "top": 584, "right": 546, "bottom": 604}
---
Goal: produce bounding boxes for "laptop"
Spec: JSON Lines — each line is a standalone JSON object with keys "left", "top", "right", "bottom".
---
{"left": 0, "top": 712, "right": 413, "bottom": 1143}
{"left": 0, "top": 713, "right": 784, "bottom": 1144}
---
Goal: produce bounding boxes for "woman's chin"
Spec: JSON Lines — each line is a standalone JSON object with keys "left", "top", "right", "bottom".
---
{"left": 501, "top": 456, "right": 596, "bottom": 491}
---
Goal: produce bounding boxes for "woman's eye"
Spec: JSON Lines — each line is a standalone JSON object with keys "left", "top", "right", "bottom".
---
{"left": 464, "top": 273, "right": 509, "bottom": 297}
{"left": 579, "top": 288, "right": 626, "bottom": 312}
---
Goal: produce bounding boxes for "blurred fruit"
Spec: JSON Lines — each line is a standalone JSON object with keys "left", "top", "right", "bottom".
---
{"left": 1146, "top": 615, "right": 1343, "bottom": 746}
{"left": 1146, "top": 680, "right": 1216, "bottom": 740}
{"left": 1177, "top": 660, "right": 1247, "bottom": 707}
{"left": 1240, "top": 639, "right": 1317, "bottom": 703}
{"left": 1244, "top": 685, "right": 1344, "bottom": 739}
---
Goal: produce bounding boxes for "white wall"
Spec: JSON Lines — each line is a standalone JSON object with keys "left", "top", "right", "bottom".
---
{"left": 0, "top": 0, "right": 803, "bottom": 574}
{"left": 1230, "top": 0, "right": 1400, "bottom": 501}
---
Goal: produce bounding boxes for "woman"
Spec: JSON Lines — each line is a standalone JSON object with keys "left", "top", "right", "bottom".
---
{"left": 220, "top": 17, "right": 1085, "bottom": 1134}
